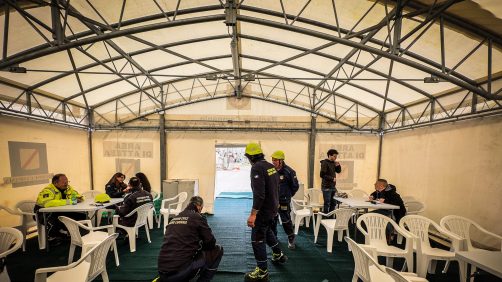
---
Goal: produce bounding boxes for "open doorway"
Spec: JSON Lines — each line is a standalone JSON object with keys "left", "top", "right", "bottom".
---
{"left": 214, "top": 144, "right": 251, "bottom": 199}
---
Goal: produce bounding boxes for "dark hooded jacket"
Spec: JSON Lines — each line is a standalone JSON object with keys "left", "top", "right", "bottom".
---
{"left": 320, "top": 159, "right": 341, "bottom": 190}
{"left": 158, "top": 203, "right": 217, "bottom": 272}
{"left": 370, "top": 184, "right": 407, "bottom": 223}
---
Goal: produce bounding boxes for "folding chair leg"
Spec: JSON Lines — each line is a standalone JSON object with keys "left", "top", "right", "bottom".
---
{"left": 326, "top": 229, "right": 334, "bottom": 253}
{"left": 112, "top": 241, "right": 120, "bottom": 266}
{"left": 127, "top": 229, "right": 136, "bottom": 252}
{"left": 101, "top": 270, "right": 110, "bottom": 282}
{"left": 145, "top": 225, "right": 151, "bottom": 243}
{"left": 68, "top": 244, "right": 76, "bottom": 264}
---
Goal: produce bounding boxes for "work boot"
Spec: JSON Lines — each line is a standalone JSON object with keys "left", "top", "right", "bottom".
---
{"left": 244, "top": 267, "right": 269, "bottom": 282}
{"left": 288, "top": 236, "right": 296, "bottom": 250}
{"left": 271, "top": 251, "right": 288, "bottom": 264}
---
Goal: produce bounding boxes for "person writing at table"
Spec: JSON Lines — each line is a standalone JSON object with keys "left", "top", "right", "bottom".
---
{"left": 34, "top": 174, "right": 86, "bottom": 242}
{"left": 105, "top": 172, "right": 130, "bottom": 198}
{"left": 368, "top": 179, "right": 406, "bottom": 223}
{"left": 369, "top": 179, "right": 407, "bottom": 242}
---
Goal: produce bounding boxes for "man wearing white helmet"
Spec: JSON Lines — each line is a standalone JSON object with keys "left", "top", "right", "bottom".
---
{"left": 270, "top": 150, "right": 299, "bottom": 250}
{"left": 244, "top": 142, "right": 287, "bottom": 282}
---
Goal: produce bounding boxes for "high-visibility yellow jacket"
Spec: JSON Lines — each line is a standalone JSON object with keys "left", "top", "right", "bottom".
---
{"left": 36, "top": 183, "right": 82, "bottom": 207}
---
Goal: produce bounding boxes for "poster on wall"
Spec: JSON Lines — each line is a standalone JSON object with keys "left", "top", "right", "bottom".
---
{"left": 318, "top": 144, "right": 366, "bottom": 190}
{"left": 103, "top": 141, "right": 153, "bottom": 158}
{"left": 5, "top": 141, "right": 52, "bottom": 188}
{"left": 115, "top": 159, "right": 140, "bottom": 177}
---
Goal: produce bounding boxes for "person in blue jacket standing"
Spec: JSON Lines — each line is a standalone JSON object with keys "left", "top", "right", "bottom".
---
{"left": 270, "top": 150, "right": 299, "bottom": 250}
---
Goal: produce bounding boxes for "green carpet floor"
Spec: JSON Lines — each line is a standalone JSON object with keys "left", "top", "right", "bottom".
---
{"left": 5, "top": 198, "right": 501, "bottom": 281}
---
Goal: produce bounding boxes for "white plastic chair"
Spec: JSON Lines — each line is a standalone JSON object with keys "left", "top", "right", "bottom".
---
{"left": 159, "top": 192, "right": 188, "bottom": 234}
{"left": 34, "top": 233, "right": 118, "bottom": 282}
{"left": 401, "top": 196, "right": 417, "bottom": 203}
{"left": 347, "top": 189, "right": 370, "bottom": 199}
{"left": 291, "top": 199, "right": 313, "bottom": 235}
{"left": 306, "top": 188, "right": 323, "bottom": 212}
{"left": 81, "top": 190, "right": 114, "bottom": 226}
{"left": 440, "top": 215, "right": 502, "bottom": 281}
{"left": 113, "top": 204, "right": 152, "bottom": 252}
{"left": 386, "top": 267, "right": 427, "bottom": 282}
{"left": 58, "top": 216, "right": 119, "bottom": 266}
{"left": 400, "top": 215, "right": 463, "bottom": 278}
{"left": 356, "top": 213, "right": 414, "bottom": 272}
{"left": 0, "top": 227, "right": 23, "bottom": 282}
{"left": 345, "top": 237, "right": 426, "bottom": 282}
{"left": 314, "top": 208, "right": 355, "bottom": 253}
{"left": 404, "top": 201, "right": 426, "bottom": 215}
{"left": 147, "top": 191, "right": 161, "bottom": 229}
{"left": 0, "top": 201, "right": 45, "bottom": 251}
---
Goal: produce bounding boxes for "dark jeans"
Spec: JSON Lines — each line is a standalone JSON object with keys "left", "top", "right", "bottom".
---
{"left": 251, "top": 216, "right": 282, "bottom": 270}
{"left": 272, "top": 203, "right": 294, "bottom": 240}
{"left": 159, "top": 245, "right": 224, "bottom": 282}
{"left": 36, "top": 210, "right": 86, "bottom": 238}
{"left": 322, "top": 189, "right": 337, "bottom": 213}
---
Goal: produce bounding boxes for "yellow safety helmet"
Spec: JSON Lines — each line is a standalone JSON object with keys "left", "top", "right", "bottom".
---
{"left": 271, "top": 150, "right": 285, "bottom": 160}
{"left": 245, "top": 142, "right": 263, "bottom": 156}
{"left": 95, "top": 193, "right": 111, "bottom": 203}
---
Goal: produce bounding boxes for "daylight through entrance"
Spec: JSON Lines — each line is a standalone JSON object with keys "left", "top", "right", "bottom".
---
{"left": 214, "top": 145, "right": 251, "bottom": 199}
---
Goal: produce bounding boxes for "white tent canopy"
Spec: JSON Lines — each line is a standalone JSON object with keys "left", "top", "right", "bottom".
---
{"left": 0, "top": 0, "right": 501, "bottom": 132}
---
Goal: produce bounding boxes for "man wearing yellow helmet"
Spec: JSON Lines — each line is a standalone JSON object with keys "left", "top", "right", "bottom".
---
{"left": 244, "top": 142, "right": 287, "bottom": 282}
{"left": 270, "top": 150, "right": 299, "bottom": 250}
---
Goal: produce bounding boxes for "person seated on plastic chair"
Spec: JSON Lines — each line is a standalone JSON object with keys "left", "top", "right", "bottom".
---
{"left": 157, "top": 196, "right": 224, "bottom": 282}
{"left": 369, "top": 179, "right": 407, "bottom": 242}
{"left": 115, "top": 177, "right": 153, "bottom": 227}
{"left": 34, "top": 174, "right": 86, "bottom": 243}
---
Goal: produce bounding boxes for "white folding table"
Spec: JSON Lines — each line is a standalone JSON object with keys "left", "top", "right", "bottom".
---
{"left": 332, "top": 197, "right": 399, "bottom": 240}
{"left": 39, "top": 198, "right": 123, "bottom": 251}
{"left": 455, "top": 250, "right": 502, "bottom": 282}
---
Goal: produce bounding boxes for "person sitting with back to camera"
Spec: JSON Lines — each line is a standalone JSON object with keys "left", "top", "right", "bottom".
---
{"left": 157, "top": 196, "right": 223, "bottom": 282}
{"left": 105, "top": 172, "right": 130, "bottom": 198}
{"left": 116, "top": 176, "right": 153, "bottom": 227}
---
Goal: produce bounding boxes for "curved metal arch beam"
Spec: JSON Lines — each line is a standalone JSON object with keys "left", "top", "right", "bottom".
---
{"left": 0, "top": 6, "right": 484, "bottom": 99}
{"left": 33, "top": 33, "right": 411, "bottom": 111}
{"left": 27, "top": 35, "right": 230, "bottom": 91}
{"left": 94, "top": 68, "right": 381, "bottom": 131}
{"left": 112, "top": 93, "right": 367, "bottom": 131}
{"left": 2, "top": 3, "right": 484, "bottom": 93}
{"left": 92, "top": 64, "right": 381, "bottom": 117}
{"left": 0, "top": 14, "right": 227, "bottom": 69}
{"left": 0, "top": 4, "right": 225, "bottom": 67}
{"left": 241, "top": 54, "right": 404, "bottom": 109}
{"left": 239, "top": 34, "right": 434, "bottom": 98}
{"left": 76, "top": 48, "right": 397, "bottom": 113}
{"left": 2, "top": 1, "right": 494, "bottom": 98}
{"left": 237, "top": 15, "right": 498, "bottom": 100}
{"left": 239, "top": 5, "right": 495, "bottom": 89}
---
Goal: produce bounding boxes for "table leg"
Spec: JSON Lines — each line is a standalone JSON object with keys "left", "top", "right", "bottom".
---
{"left": 44, "top": 212, "right": 49, "bottom": 252}
{"left": 466, "top": 263, "right": 471, "bottom": 282}
{"left": 353, "top": 209, "right": 359, "bottom": 241}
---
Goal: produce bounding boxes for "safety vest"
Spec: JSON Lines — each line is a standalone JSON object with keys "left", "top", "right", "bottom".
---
{"left": 36, "top": 183, "right": 82, "bottom": 207}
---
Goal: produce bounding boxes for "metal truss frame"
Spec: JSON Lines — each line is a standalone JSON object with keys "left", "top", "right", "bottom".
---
{"left": 0, "top": 0, "right": 501, "bottom": 133}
